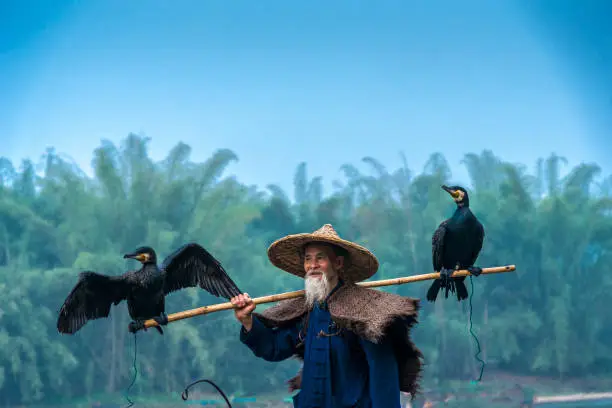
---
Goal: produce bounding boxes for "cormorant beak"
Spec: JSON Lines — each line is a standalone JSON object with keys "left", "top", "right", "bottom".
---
{"left": 124, "top": 253, "right": 147, "bottom": 262}
{"left": 441, "top": 185, "right": 460, "bottom": 199}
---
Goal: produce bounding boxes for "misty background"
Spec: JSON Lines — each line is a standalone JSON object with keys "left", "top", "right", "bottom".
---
{"left": 3, "top": 0, "right": 611, "bottom": 194}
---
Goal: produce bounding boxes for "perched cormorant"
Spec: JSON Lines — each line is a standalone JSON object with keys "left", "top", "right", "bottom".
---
{"left": 57, "top": 243, "right": 242, "bottom": 335}
{"left": 426, "top": 185, "right": 485, "bottom": 302}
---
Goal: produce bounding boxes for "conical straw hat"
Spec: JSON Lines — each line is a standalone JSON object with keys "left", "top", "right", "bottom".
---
{"left": 267, "top": 224, "right": 379, "bottom": 282}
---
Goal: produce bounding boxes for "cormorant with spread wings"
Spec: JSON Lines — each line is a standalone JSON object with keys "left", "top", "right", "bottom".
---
{"left": 57, "top": 243, "right": 242, "bottom": 335}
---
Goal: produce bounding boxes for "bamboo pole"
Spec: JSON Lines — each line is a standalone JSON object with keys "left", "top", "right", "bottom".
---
{"left": 133, "top": 264, "right": 515, "bottom": 332}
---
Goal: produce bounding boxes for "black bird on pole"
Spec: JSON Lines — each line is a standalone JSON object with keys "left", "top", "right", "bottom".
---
{"left": 426, "top": 185, "right": 485, "bottom": 302}
{"left": 57, "top": 243, "right": 242, "bottom": 335}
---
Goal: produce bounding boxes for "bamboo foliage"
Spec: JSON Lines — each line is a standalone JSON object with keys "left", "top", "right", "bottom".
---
{"left": 0, "top": 135, "right": 610, "bottom": 405}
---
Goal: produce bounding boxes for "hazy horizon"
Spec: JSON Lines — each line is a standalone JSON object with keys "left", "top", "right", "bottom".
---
{"left": 2, "top": 1, "right": 611, "bottom": 195}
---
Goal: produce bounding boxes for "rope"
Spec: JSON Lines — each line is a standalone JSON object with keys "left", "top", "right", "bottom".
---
{"left": 181, "top": 379, "right": 232, "bottom": 407}
{"left": 468, "top": 275, "right": 485, "bottom": 382}
{"left": 124, "top": 332, "right": 138, "bottom": 407}
{"left": 120, "top": 329, "right": 231, "bottom": 407}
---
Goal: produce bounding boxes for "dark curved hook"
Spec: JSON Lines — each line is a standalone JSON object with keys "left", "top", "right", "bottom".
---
{"left": 181, "top": 378, "right": 232, "bottom": 407}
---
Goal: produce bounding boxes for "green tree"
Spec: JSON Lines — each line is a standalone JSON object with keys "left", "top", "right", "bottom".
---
{"left": 0, "top": 136, "right": 609, "bottom": 406}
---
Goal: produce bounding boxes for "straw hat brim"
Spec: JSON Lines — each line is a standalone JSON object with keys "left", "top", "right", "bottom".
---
{"left": 267, "top": 227, "right": 379, "bottom": 283}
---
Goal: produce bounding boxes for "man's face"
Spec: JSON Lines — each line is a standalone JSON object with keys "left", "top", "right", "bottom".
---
{"left": 303, "top": 244, "right": 342, "bottom": 280}
{"left": 303, "top": 244, "right": 343, "bottom": 307}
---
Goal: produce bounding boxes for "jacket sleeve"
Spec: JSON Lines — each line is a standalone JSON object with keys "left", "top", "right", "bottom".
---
{"left": 239, "top": 315, "right": 301, "bottom": 362}
{"left": 359, "top": 335, "right": 402, "bottom": 408}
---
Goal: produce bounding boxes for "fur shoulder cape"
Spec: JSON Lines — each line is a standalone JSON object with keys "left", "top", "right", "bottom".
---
{"left": 252, "top": 282, "right": 423, "bottom": 398}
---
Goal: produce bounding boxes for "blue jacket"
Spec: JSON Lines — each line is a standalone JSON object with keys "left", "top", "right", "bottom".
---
{"left": 240, "top": 282, "right": 403, "bottom": 407}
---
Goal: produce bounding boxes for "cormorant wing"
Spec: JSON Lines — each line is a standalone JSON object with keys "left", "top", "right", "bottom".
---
{"left": 469, "top": 220, "right": 485, "bottom": 266}
{"left": 160, "top": 243, "right": 242, "bottom": 299}
{"left": 57, "top": 271, "right": 133, "bottom": 334}
{"left": 432, "top": 219, "right": 449, "bottom": 272}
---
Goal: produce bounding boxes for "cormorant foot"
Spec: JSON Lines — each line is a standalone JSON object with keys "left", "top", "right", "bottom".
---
{"left": 439, "top": 267, "right": 452, "bottom": 288}
{"left": 151, "top": 313, "right": 168, "bottom": 335}
{"left": 158, "top": 312, "right": 169, "bottom": 325}
{"left": 128, "top": 319, "right": 145, "bottom": 334}
{"left": 467, "top": 266, "right": 482, "bottom": 277}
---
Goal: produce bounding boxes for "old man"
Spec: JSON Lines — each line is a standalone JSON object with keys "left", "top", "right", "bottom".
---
{"left": 231, "top": 224, "right": 423, "bottom": 407}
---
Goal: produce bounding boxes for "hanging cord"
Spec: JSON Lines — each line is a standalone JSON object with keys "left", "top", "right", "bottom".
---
{"left": 181, "top": 378, "right": 233, "bottom": 407}
{"left": 468, "top": 275, "right": 485, "bottom": 382}
{"left": 124, "top": 332, "right": 138, "bottom": 407}
{"left": 119, "top": 329, "right": 231, "bottom": 407}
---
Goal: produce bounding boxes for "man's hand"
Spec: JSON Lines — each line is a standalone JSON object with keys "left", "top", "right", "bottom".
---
{"left": 231, "top": 293, "right": 256, "bottom": 332}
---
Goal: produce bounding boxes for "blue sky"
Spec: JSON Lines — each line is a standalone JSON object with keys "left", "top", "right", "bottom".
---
{"left": 1, "top": 0, "right": 611, "bottom": 197}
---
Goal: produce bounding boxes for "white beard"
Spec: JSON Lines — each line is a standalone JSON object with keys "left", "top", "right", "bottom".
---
{"left": 304, "top": 272, "right": 330, "bottom": 309}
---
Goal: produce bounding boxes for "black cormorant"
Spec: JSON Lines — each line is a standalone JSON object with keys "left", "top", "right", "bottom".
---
{"left": 426, "top": 185, "right": 485, "bottom": 302}
{"left": 57, "top": 243, "right": 242, "bottom": 335}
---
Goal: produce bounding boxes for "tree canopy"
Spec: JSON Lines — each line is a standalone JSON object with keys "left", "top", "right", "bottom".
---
{"left": 1, "top": 134, "right": 610, "bottom": 406}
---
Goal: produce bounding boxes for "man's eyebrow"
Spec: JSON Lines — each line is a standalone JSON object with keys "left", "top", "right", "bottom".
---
{"left": 305, "top": 251, "right": 327, "bottom": 257}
